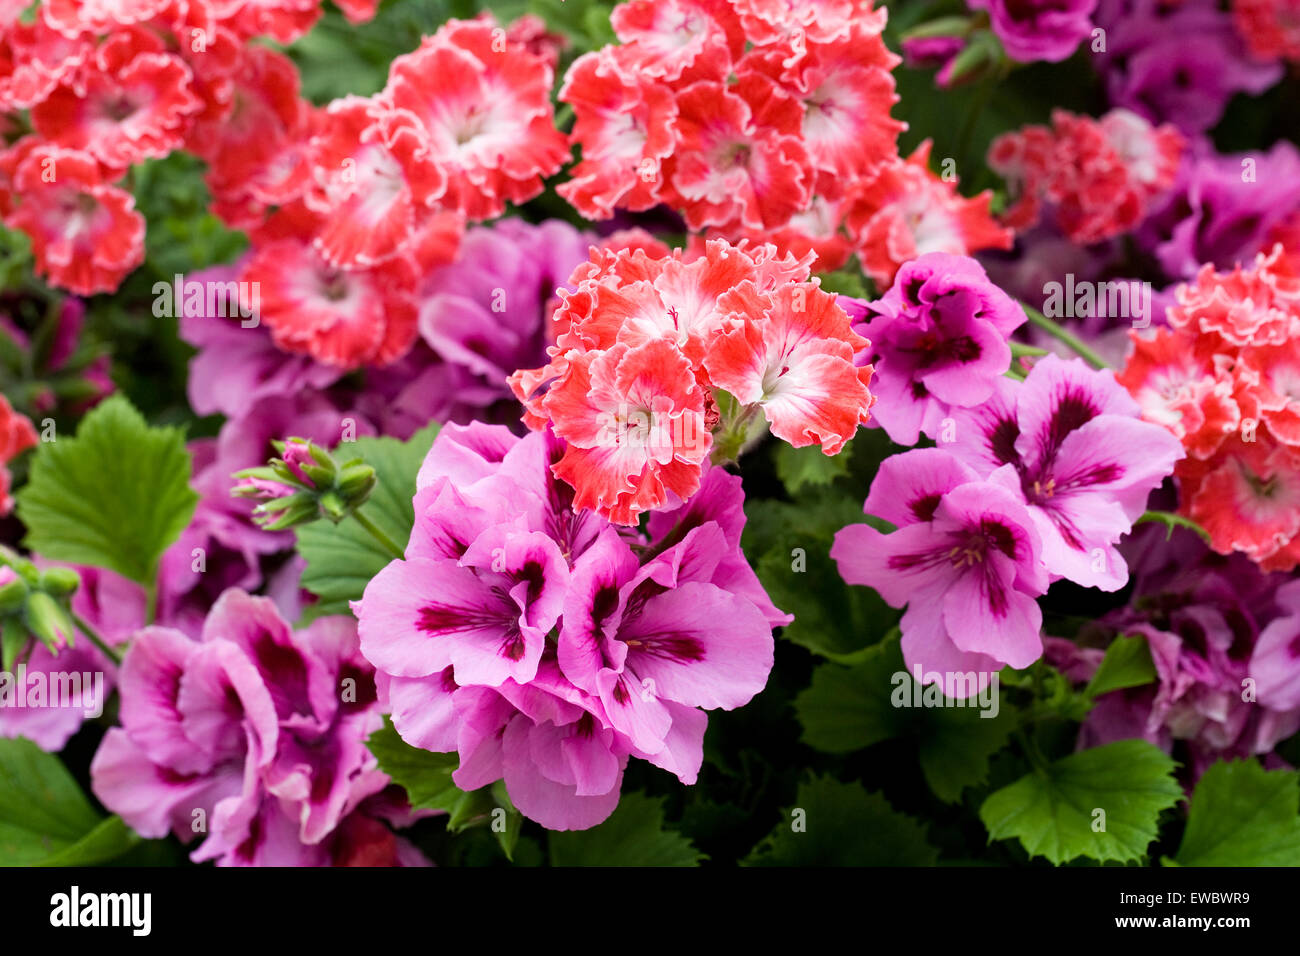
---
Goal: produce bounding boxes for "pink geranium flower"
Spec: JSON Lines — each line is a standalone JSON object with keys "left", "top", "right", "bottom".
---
{"left": 832, "top": 448, "right": 1049, "bottom": 695}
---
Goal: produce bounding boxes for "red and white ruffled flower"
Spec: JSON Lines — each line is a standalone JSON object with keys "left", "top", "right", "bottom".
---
{"left": 510, "top": 238, "right": 874, "bottom": 524}
{"left": 32, "top": 43, "right": 201, "bottom": 169}
{"left": 303, "top": 96, "right": 443, "bottom": 268}
{"left": 239, "top": 204, "right": 420, "bottom": 371}
{"left": 556, "top": 47, "right": 678, "bottom": 220}
{"left": 989, "top": 108, "right": 1184, "bottom": 245}
{"left": 845, "top": 140, "right": 1012, "bottom": 288}
{"left": 2, "top": 142, "right": 144, "bottom": 295}
{"left": 373, "top": 19, "right": 569, "bottom": 222}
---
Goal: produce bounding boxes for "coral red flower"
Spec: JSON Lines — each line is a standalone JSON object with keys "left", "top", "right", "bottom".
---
{"left": 556, "top": 48, "right": 679, "bottom": 220}
{"left": 188, "top": 44, "right": 314, "bottom": 224}
{"left": 0, "top": 11, "right": 91, "bottom": 112}
{"left": 0, "top": 394, "right": 38, "bottom": 516}
{"left": 374, "top": 19, "right": 569, "bottom": 222}
{"left": 1120, "top": 246, "right": 1300, "bottom": 570}
{"left": 1233, "top": 0, "right": 1300, "bottom": 64}
{"left": 704, "top": 281, "right": 873, "bottom": 453}
{"left": 239, "top": 206, "right": 419, "bottom": 371}
{"left": 609, "top": 0, "right": 744, "bottom": 82}
{"left": 304, "top": 96, "right": 444, "bottom": 268}
{"left": 32, "top": 46, "right": 202, "bottom": 169}
{"left": 989, "top": 108, "right": 1184, "bottom": 244}
{"left": 665, "top": 74, "right": 814, "bottom": 232}
{"left": 845, "top": 140, "right": 1013, "bottom": 287}
{"left": 545, "top": 338, "right": 712, "bottom": 525}
{"left": 737, "top": 14, "right": 903, "bottom": 199}
{"left": 510, "top": 238, "right": 872, "bottom": 524}
{"left": 2, "top": 143, "right": 145, "bottom": 295}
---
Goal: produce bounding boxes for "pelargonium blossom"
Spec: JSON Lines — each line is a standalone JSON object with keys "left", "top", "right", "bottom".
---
{"left": 509, "top": 237, "right": 874, "bottom": 525}
{"left": 989, "top": 108, "right": 1184, "bottom": 244}
{"left": 832, "top": 448, "right": 1050, "bottom": 696}
{"left": 1047, "top": 527, "right": 1300, "bottom": 780}
{"left": 967, "top": 0, "right": 1098, "bottom": 63}
{"left": 1092, "top": 0, "right": 1281, "bottom": 135}
{"left": 1118, "top": 246, "right": 1300, "bottom": 570}
{"left": 558, "top": 0, "right": 905, "bottom": 242}
{"left": 354, "top": 422, "right": 785, "bottom": 829}
{"left": 840, "top": 252, "right": 1027, "bottom": 445}
{"left": 0, "top": 142, "right": 145, "bottom": 295}
{"left": 92, "top": 589, "right": 425, "bottom": 866}
{"left": 844, "top": 140, "right": 1012, "bottom": 288}
{"left": 946, "top": 354, "right": 1185, "bottom": 590}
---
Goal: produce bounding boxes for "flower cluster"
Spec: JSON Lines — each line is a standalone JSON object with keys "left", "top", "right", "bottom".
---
{"left": 0, "top": 1, "right": 379, "bottom": 295}
{"left": 509, "top": 237, "right": 875, "bottom": 524}
{"left": 558, "top": 0, "right": 1009, "bottom": 280}
{"left": 1232, "top": 0, "right": 1300, "bottom": 64}
{"left": 989, "top": 108, "right": 1184, "bottom": 244}
{"left": 1093, "top": 0, "right": 1281, "bottom": 134}
{"left": 1048, "top": 527, "right": 1300, "bottom": 780}
{"left": 834, "top": 354, "right": 1183, "bottom": 690}
{"left": 840, "top": 252, "right": 1026, "bottom": 445}
{"left": 1117, "top": 246, "right": 1300, "bottom": 570}
{"left": 353, "top": 423, "right": 785, "bottom": 830}
{"left": 92, "top": 589, "right": 426, "bottom": 866}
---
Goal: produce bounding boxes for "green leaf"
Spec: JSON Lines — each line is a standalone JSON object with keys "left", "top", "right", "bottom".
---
{"left": 774, "top": 441, "right": 850, "bottom": 495}
{"left": 1085, "top": 634, "right": 1157, "bottom": 699}
{"left": 0, "top": 737, "right": 105, "bottom": 866}
{"left": 754, "top": 528, "right": 898, "bottom": 661}
{"left": 366, "top": 717, "right": 520, "bottom": 845}
{"left": 490, "top": 780, "right": 524, "bottom": 862}
{"left": 34, "top": 816, "right": 141, "bottom": 868}
{"left": 744, "top": 775, "right": 938, "bottom": 866}
{"left": 1171, "top": 760, "right": 1300, "bottom": 866}
{"left": 795, "top": 636, "right": 1015, "bottom": 802}
{"left": 548, "top": 793, "right": 704, "bottom": 866}
{"left": 296, "top": 423, "right": 439, "bottom": 607}
{"left": 979, "top": 740, "right": 1182, "bottom": 865}
{"left": 366, "top": 718, "right": 462, "bottom": 813}
{"left": 15, "top": 394, "right": 197, "bottom": 585}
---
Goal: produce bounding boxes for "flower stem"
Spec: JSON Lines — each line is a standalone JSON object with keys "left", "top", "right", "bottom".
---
{"left": 1020, "top": 304, "right": 1112, "bottom": 370}
{"left": 352, "top": 509, "right": 405, "bottom": 561}
{"left": 72, "top": 612, "right": 122, "bottom": 666}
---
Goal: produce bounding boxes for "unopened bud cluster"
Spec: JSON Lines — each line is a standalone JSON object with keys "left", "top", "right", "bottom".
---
{"left": 0, "top": 550, "right": 80, "bottom": 670}
{"left": 232, "top": 437, "right": 377, "bottom": 531}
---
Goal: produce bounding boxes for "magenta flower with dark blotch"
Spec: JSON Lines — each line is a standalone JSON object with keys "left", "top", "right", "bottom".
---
{"left": 844, "top": 252, "right": 1026, "bottom": 446}
{"left": 1093, "top": 0, "right": 1281, "bottom": 134}
{"left": 1046, "top": 541, "right": 1300, "bottom": 780}
{"left": 967, "top": 0, "right": 1097, "bottom": 62}
{"left": 945, "top": 354, "right": 1183, "bottom": 591}
{"left": 1138, "top": 138, "right": 1300, "bottom": 281}
{"left": 354, "top": 422, "right": 782, "bottom": 830}
{"left": 90, "top": 590, "right": 415, "bottom": 866}
{"left": 832, "top": 448, "right": 1049, "bottom": 695}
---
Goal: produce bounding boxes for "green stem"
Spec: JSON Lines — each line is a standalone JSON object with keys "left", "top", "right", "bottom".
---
{"left": 352, "top": 509, "right": 405, "bottom": 561}
{"left": 1021, "top": 304, "right": 1112, "bottom": 370}
{"left": 72, "top": 612, "right": 122, "bottom": 666}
